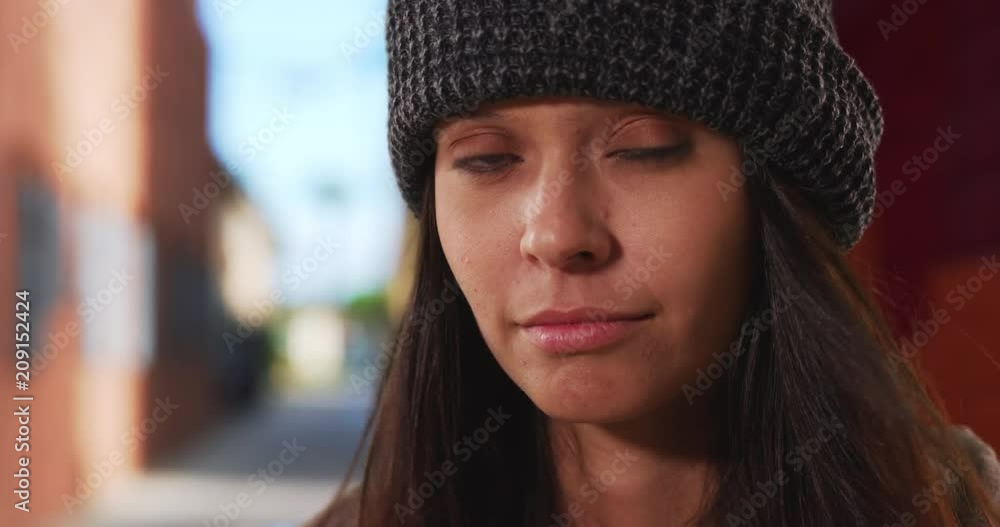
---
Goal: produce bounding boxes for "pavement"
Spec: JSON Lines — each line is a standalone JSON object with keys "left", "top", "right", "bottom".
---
{"left": 69, "top": 387, "right": 371, "bottom": 527}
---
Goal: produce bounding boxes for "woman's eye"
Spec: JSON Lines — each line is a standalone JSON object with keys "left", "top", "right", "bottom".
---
{"left": 453, "top": 153, "right": 520, "bottom": 174}
{"left": 610, "top": 143, "right": 690, "bottom": 162}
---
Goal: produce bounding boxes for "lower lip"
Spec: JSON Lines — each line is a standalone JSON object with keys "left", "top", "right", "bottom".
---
{"left": 520, "top": 317, "right": 650, "bottom": 354}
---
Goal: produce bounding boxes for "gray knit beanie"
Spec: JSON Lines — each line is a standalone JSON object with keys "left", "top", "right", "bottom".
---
{"left": 385, "top": 0, "right": 884, "bottom": 249}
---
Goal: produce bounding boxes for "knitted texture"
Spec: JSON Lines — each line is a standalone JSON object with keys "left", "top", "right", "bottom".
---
{"left": 385, "top": 0, "right": 885, "bottom": 249}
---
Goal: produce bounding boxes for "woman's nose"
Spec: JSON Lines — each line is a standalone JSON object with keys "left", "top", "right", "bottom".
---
{"left": 518, "top": 161, "right": 613, "bottom": 272}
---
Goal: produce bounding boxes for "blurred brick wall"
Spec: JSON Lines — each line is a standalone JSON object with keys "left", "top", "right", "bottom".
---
{"left": 0, "top": 1, "right": 81, "bottom": 523}
{"left": 1, "top": 0, "right": 228, "bottom": 524}
{"left": 139, "top": 0, "right": 227, "bottom": 469}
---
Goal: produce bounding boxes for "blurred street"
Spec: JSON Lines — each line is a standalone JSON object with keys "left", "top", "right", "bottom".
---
{"left": 72, "top": 385, "right": 371, "bottom": 527}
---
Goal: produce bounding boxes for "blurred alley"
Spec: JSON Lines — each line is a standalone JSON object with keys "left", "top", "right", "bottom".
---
{"left": 72, "top": 386, "right": 371, "bottom": 527}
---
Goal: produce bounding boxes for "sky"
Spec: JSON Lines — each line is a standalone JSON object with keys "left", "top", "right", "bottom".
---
{"left": 195, "top": 0, "right": 404, "bottom": 306}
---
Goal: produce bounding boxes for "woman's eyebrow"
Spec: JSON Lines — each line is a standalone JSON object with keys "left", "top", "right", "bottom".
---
{"left": 434, "top": 109, "right": 506, "bottom": 144}
{"left": 611, "top": 108, "right": 677, "bottom": 125}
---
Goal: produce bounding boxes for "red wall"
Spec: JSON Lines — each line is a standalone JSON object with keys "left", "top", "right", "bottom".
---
{"left": 837, "top": 2, "right": 1000, "bottom": 448}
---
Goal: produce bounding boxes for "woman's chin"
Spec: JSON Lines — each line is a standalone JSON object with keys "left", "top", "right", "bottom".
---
{"left": 537, "top": 404, "right": 635, "bottom": 425}
{"left": 526, "top": 371, "right": 657, "bottom": 424}
{"left": 512, "top": 360, "right": 704, "bottom": 425}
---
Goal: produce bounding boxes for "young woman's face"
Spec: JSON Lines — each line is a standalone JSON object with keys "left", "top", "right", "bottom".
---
{"left": 433, "top": 96, "right": 754, "bottom": 424}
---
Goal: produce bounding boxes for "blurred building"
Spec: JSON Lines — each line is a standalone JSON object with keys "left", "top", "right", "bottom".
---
{"left": 0, "top": 1, "right": 253, "bottom": 524}
{"left": 210, "top": 183, "right": 276, "bottom": 408}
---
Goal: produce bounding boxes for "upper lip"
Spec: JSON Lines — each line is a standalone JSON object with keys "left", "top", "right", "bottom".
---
{"left": 519, "top": 307, "right": 653, "bottom": 326}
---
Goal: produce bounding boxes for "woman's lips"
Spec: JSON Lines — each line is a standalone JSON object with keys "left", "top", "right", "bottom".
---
{"left": 520, "top": 316, "right": 652, "bottom": 354}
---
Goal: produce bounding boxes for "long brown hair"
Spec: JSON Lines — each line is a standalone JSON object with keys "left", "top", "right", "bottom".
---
{"left": 311, "top": 161, "right": 1000, "bottom": 526}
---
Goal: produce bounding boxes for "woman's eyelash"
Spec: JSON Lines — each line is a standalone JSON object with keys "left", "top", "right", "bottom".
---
{"left": 453, "top": 153, "right": 520, "bottom": 173}
{"left": 610, "top": 143, "right": 690, "bottom": 161}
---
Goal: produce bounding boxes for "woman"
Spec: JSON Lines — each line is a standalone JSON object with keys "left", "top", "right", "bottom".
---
{"left": 311, "top": 0, "right": 1000, "bottom": 525}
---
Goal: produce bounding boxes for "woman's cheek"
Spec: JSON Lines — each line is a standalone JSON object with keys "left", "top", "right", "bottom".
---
{"left": 440, "top": 225, "right": 507, "bottom": 328}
